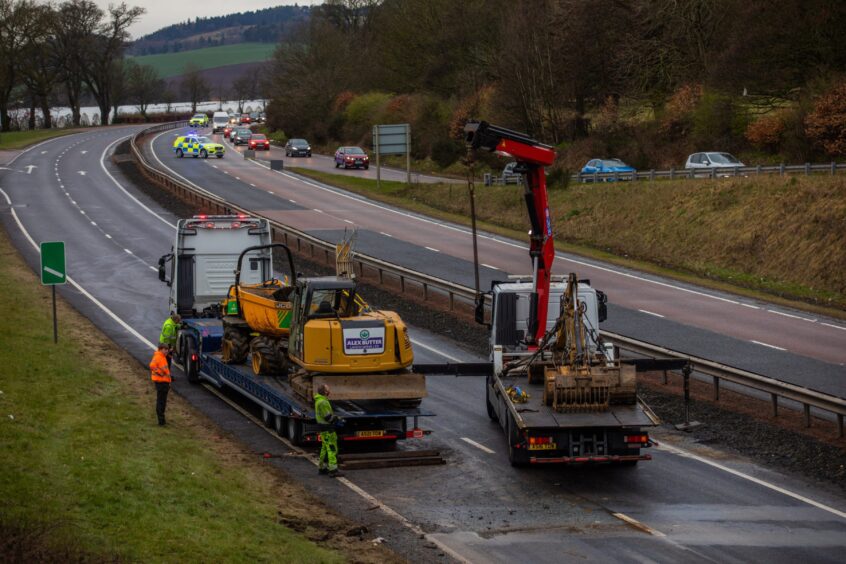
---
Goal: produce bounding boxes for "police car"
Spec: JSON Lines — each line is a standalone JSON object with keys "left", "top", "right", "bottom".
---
{"left": 188, "top": 113, "right": 209, "bottom": 127}
{"left": 173, "top": 134, "right": 225, "bottom": 158}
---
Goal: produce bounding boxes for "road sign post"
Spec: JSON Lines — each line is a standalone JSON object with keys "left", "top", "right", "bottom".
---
{"left": 40, "top": 241, "right": 66, "bottom": 343}
{"left": 372, "top": 123, "right": 411, "bottom": 187}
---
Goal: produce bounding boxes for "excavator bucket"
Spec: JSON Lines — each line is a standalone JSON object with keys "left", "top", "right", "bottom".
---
{"left": 309, "top": 373, "right": 427, "bottom": 402}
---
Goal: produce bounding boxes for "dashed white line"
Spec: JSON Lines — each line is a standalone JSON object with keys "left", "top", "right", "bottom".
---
{"left": 741, "top": 303, "right": 760, "bottom": 309}
{"left": 250, "top": 183, "right": 256, "bottom": 187}
{"left": 751, "top": 340, "right": 787, "bottom": 351}
{"left": 90, "top": 221, "right": 97, "bottom": 226}
{"left": 821, "top": 322, "right": 846, "bottom": 331}
{"left": 460, "top": 437, "right": 495, "bottom": 454}
{"left": 313, "top": 208, "right": 323, "bottom": 213}
{"left": 268, "top": 191, "right": 274, "bottom": 194}
{"left": 289, "top": 199, "right": 296, "bottom": 203}
{"left": 104, "top": 234, "right": 112, "bottom": 239}
{"left": 344, "top": 219, "right": 354, "bottom": 224}
{"left": 123, "top": 248, "right": 133, "bottom": 254}
{"left": 481, "top": 263, "right": 499, "bottom": 270}
{"left": 79, "top": 210, "right": 86, "bottom": 215}
{"left": 639, "top": 309, "right": 665, "bottom": 318}
{"left": 235, "top": 176, "right": 240, "bottom": 180}
{"left": 425, "top": 246, "right": 440, "bottom": 253}
{"left": 380, "top": 232, "right": 392, "bottom": 238}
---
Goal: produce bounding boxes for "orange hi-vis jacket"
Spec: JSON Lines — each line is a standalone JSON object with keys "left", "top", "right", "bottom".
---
{"left": 150, "top": 350, "right": 171, "bottom": 383}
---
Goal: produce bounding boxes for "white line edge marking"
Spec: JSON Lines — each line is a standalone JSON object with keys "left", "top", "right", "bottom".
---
{"left": 481, "top": 263, "right": 499, "bottom": 270}
{"left": 0, "top": 181, "right": 473, "bottom": 563}
{"left": 123, "top": 248, "right": 132, "bottom": 254}
{"left": 750, "top": 340, "right": 787, "bottom": 351}
{"left": 821, "top": 322, "right": 846, "bottom": 331}
{"left": 343, "top": 219, "right": 354, "bottom": 224}
{"left": 410, "top": 338, "right": 462, "bottom": 363}
{"left": 380, "top": 232, "right": 392, "bottom": 238}
{"left": 100, "top": 135, "right": 175, "bottom": 228}
{"left": 0, "top": 188, "right": 155, "bottom": 352}
{"left": 105, "top": 234, "right": 112, "bottom": 239}
{"left": 460, "top": 437, "right": 495, "bottom": 454}
{"left": 313, "top": 208, "right": 323, "bottom": 213}
{"left": 612, "top": 512, "right": 666, "bottom": 537}
{"left": 425, "top": 246, "right": 440, "bottom": 253}
{"left": 657, "top": 441, "right": 846, "bottom": 521}
{"left": 767, "top": 309, "right": 817, "bottom": 322}
{"left": 638, "top": 309, "right": 665, "bottom": 318}
{"left": 741, "top": 303, "right": 760, "bottom": 309}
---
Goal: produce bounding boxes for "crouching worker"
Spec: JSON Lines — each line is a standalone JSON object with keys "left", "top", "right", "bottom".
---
{"left": 314, "top": 384, "right": 344, "bottom": 477}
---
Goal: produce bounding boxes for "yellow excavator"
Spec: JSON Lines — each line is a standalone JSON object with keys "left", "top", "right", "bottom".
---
{"left": 220, "top": 243, "right": 426, "bottom": 405}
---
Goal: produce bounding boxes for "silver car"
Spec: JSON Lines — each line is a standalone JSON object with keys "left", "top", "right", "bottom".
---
{"left": 685, "top": 152, "right": 744, "bottom": 170}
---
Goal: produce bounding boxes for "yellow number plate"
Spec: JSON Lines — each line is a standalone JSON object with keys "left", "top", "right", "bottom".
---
{"left": 528, "top": 443, "right": 557, "bottom": 450}
{"left": 356, "top": 430, "right": 385, "bottom": 438}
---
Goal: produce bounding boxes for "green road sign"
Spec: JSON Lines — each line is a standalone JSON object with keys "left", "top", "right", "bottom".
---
{"left": 40, "top": 241, "right": 66, "bottom": 285}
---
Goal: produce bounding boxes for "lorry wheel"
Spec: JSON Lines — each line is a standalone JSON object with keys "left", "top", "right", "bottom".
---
{"left": 274, "top": 415, "right": 286, "bottom": 436}
{"left": 486, "top": 391, "right": 497, "bottom": 422}
{"left": 287, "top": 417, "right": 303, "bottom": 446}
{"left": 221, "top": 327, "right": 249, "bottom": 364}
{"left": 507, "top": 417, "right": 525, "bottom": 467}
{"left": 183, "top": 337, "right": 200, "bottom": 384}
{"left": 250, "top": 336, "right": 285, "bottom": 375}
{"left": 261, "top": 407, "right": 274, "bottom": 428}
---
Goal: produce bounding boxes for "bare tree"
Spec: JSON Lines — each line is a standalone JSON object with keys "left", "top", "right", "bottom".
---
{"left": 81, "top": 2, "right": 144, "bottom": 125}
{"left": 232, "top": 75, "right": 251, "bottom": 113}
{"left": 181, "top": 62, "right": 209, "bottom": 113}
{"left": 126, "top": 60, "right": 162, "bottom": 120}
{"left": 18, "top": 2, "right": 59, "bottom": 128}
{"left": 0, "top": 0, "right": 33, "bottom": 131}
{"left": 53, "top": 0, "right": 102, "bottom": 127}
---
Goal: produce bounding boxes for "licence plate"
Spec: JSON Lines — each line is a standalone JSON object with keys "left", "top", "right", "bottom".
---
{"left": 528, "top": 443, "right": 557, "bottom": 450}
{"left": 356, "top": 430, "right": 385, "bottom": 437}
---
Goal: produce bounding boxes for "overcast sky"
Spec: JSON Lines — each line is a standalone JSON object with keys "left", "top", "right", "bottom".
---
{"left": 90, "top": 1, "right": 321, "bottom": 39}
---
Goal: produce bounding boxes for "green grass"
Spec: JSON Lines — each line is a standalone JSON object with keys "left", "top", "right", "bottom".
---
{"left": 0, "top": 232, "right": 339, "bottom": 561}
{"left": 0, "top": 128, "right": 84, "bottom": 150}
{"left": 130, "top": 43, "right": 277, "bottom": 78}
{"left": 288, "top": 167, "right": 846, "bottom": 316}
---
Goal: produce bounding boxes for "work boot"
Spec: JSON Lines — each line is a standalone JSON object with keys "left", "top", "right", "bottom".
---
{"left": 318, "top": 468, "right": 328, "bottom": 475}
{"left": 328, "top": 469, "right": 344, "bottom": 478}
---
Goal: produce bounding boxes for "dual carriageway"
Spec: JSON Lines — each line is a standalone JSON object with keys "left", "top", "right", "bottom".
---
{"left": 1, "top": 124, "right": 845, "bottom": 562}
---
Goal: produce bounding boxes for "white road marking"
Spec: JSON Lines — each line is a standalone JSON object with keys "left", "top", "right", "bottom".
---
{"left": 425, "top": 246, "right": 440, "bottom": 252}
{"left": 235, "top": 176, "right": 240, "bottom": 180}
{"left": 289, "top": 199, "right": 296, "bottom": 203}
{"left": 79, "top": 210, "right": 86, "bottom": 215}
{"left": 741, "top": 303, "right": 760, "bottom": 309}
{"left": 71, "top": 200, "right": 76, "bottom": 204}
{"left": 751, "top": 340, "right": 787, "bottom": 351}
{"left": 77, "top": 170, "right": 86, "bottom": 176}
{"left": 149, "top": 266, "right": 158, "bottom": 271}
{"left": 460, "top": 437, "right": 495, "bottom": 454}
{"left": 639, "top": 309, "right": 665, "bottom": 318}
{"left": 250, "top": 183, "right": 256, "bottom": 187}
{"left": 105, "top": 234, "right": 112, "bottom": 239}
{"left": 123, "top": 248, "right": 133, "bottom": 254}
{"left": 313, "top": 208, "right": 323, "bottom": 213}
{"left": 612, "top": 513, "right": 666, "bottom": 537}
{"left": 380, "top": 232, "right": 392, "bottom": 238}
{"left": 344, "top": 219, "right": 354, "bottom": 224}
{"left": 481, "top": 263, "right": 499, "bottom": 270}
{"left": 90, "top": 221, "right": 97, "bottom": 226}
{"left": 268, "top": 191, "right": 274, "bottom": 194}
{"left": 410, "top": 338, "right": 462, "bottom": 362}
{"left": 658, "top": 441, "right": 846, "bottom": 521}
{"left": 768, "top": 309, "right": 816, "bottom": 323}
{"left": 821, "top": 322, "right": 846, "bottom": 331}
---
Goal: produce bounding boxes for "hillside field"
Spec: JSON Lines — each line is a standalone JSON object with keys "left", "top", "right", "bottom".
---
{"left": 129, "top": 42, "right": 276, "bottom": 78}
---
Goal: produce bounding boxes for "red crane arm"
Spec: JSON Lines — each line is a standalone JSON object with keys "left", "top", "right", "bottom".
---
{"left": 465, "top": 121, "right": 556, "bottom": 346}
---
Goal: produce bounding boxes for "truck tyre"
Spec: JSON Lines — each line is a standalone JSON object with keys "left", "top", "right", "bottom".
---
{"left": 221, "top": 327, "right": 249, "bottom": 364}
{"left": 261, "top": 407, "right": 274, "bottom": 428}
{"left": 486, "top": 387, "right": 497, "bottom": 422}
{"left": 287, "top": 417, "right": 303, "bottom": 446}
{"left": 507, "top": 416, "right": 526, "bottom": 467}
{"left": 183, "top": 337, "right": 200, "bottom": 384}
{"left": 274, "top": 415, "right": 286, "bottom": 436}
{"left": 250, "top": 336, "right": 285, "bottom": 375}
{"left": 176, "top": 149, "right": 183, "bottom": 158}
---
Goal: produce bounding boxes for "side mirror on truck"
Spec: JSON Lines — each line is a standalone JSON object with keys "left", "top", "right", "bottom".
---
{"left": 474, "top": 292, "right": 491, "bottom": 328}
{"left": 596, "top": 290, "right": 608, "bottom": 323}
{"left": 158, "top": 253, "right": 172, "bottom": 287}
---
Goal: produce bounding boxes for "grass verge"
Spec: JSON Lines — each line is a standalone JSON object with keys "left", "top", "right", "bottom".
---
{"left": 0, "top": 128, "right": 85, "bottom": 151}
{"left": 0, "top": 227, "right": 386, "bottom": 562}
{"left": 288, "top": 167, "right": 846, "bottom": 318}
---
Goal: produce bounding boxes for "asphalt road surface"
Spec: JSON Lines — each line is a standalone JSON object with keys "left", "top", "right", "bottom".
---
{"left": 2, "top": 128, "right": 846, "bottom": 562}
{"left": 148, "top": 126, "right": 846, "bottom": 398}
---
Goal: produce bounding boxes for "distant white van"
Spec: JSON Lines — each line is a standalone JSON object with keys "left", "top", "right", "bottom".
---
{"left": 211, "top": 111, "right": 229, "bottom": 133}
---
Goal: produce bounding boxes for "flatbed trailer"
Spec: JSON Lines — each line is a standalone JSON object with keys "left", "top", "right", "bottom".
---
{"left": 177, "top": 318, "right": 433, "bottom": 446}
{"left": 487, "top": 370, "right": 660, "bottom": 466}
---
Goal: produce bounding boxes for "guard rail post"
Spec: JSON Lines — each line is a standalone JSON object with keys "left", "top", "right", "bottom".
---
{"left": 670, "top": 167, "right": 675, "bottom": 180}
{"left": 649, "top": 169, "right": 655, "bottom": 181}
{"left": 832, "top": 162, "right": 837, "bottom": 176}
{"left": 779, "top": 163, "right": 785, "bottom": 175}
{"left": 756, "top": 164, "right": 761, "bottom": 176}
{"left": 805, "top": 162, "right": 811, "bottom": 176}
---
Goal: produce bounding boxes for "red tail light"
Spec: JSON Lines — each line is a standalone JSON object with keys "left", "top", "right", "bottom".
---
{"left": 191, "top": 353, "right": 198, "bottom": 361}
{"left": 624, "top": 434, "right": 649, "bottom": 444}
{"left": 528, "top": 436, "right": 553, "bottom": 445}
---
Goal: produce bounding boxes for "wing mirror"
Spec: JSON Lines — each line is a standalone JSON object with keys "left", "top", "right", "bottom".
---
{"left": 158, "top": 253, "right": 173, "bottom": 287}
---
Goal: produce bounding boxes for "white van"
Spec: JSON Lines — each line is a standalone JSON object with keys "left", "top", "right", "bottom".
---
{"left": 211, "top": 111, "right": 229, "bottom": 133}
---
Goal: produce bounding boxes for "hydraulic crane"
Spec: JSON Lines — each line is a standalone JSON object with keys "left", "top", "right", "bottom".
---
{"left": 464, "top": 121, "right": 556, "bottom": 346}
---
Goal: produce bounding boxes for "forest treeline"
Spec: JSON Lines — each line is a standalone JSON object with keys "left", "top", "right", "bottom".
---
{"left": 267, "top": 0, "right": 846, "bottom": 171}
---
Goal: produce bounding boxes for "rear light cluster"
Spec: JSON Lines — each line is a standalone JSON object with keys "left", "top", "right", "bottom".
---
{"left": 528, "top": 436, "right": 553, "bottom": 445}
{"left": 624, "top": 434, "right": 649, "bottom": 444}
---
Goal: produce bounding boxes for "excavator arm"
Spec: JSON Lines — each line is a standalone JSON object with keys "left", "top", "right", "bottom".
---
{"left": 464, "top": 121, "right": 556, "bottom": 346}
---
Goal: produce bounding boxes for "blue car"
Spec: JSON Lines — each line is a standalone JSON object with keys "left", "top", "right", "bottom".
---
{"left": 581, "top": 158, "right": 636, "bottom": 181}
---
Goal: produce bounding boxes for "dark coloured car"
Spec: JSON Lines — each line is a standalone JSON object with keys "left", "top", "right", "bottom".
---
{"left": 285, "top": 138, "right": 312, "bottom": 157}
{"left": 334, "top": 146, "right": 369, "bottom": 169}
{"left": 232, "top": 127, "right": 252, "bottom": 145}
{"left": 248, "top": 133, "right": 270, "bottom": 151}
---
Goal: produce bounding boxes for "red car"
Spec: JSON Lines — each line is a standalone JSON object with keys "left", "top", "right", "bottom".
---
{"left": 334, "top": 146, "right": 370, "bottom": 169}
{"left": 248, "top": 134, "right": 270, "bottom": 151}
{"left": 240, "top": 113, "right": 251, "bottom": 124}
{"left": 223, "top": 125, "right": 234, "bottom": 138}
